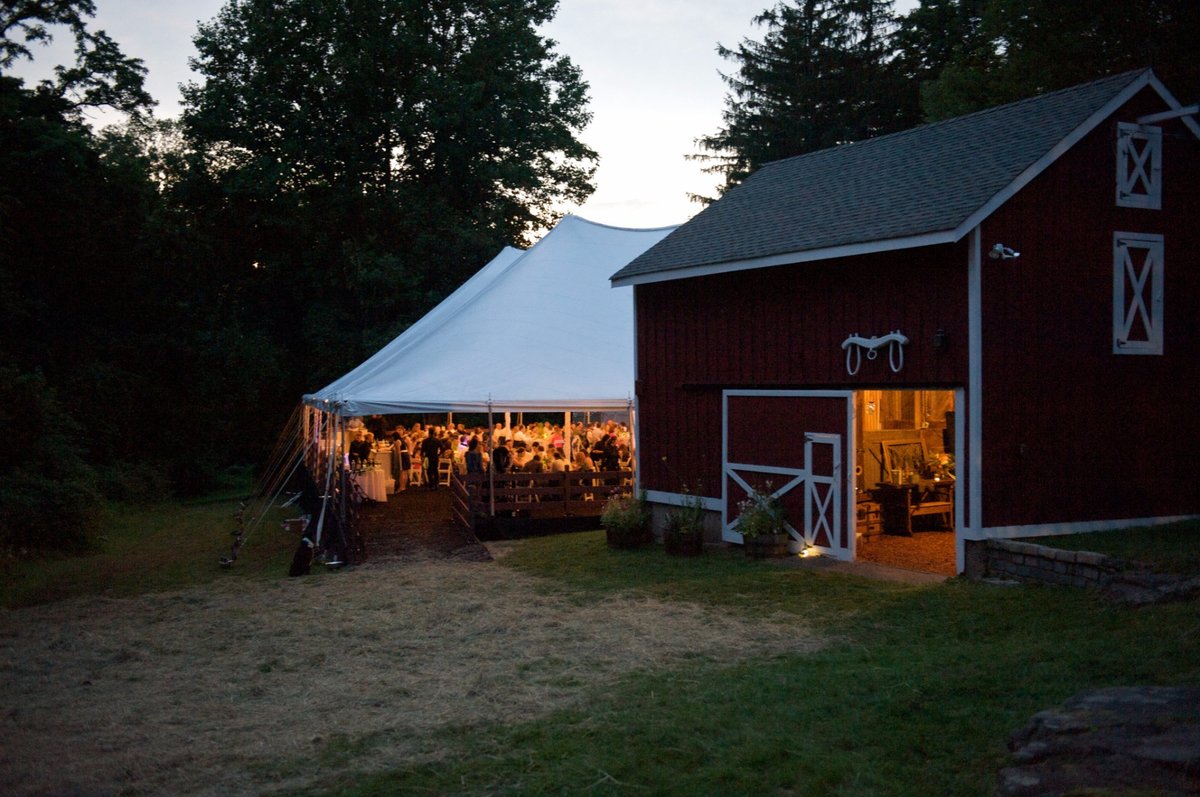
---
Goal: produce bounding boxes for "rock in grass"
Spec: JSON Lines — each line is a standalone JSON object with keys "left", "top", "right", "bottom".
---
{"left": 998, "top": 686, "right": 1200, "bottom": 796}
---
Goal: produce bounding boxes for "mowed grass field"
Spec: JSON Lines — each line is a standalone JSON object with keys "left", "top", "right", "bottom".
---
{"left": 1, "top": 502, "right": 1197, "bottom": 796}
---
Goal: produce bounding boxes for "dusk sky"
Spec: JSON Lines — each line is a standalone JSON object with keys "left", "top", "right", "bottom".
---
{"left": 14, "top": 0, "right": 917, "bottom": 229}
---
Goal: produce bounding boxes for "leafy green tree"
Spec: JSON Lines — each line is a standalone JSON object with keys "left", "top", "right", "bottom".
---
{"left": 179, "top": 0, "right": 597, "bottom": 382}
{"left": 898, "top": 0, "right": 1200, "bottom": 120}
{"left": 0, "top": 0, "right": 153, "bottom": 117}
{"left": 693, "top": 0, "right": 918, "bottom": 198}
{"left": 0, "top": 359, "right": 102, "bottom": 553}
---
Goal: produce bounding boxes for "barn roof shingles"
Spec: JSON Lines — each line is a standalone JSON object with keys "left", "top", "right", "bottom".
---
{"left": 612, "top": 70, "right": 1148, "bottom": 283}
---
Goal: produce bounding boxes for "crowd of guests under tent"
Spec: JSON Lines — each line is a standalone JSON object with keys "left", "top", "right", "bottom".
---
{"left": 341, "top": 416, "right": 633, "bottom": 498}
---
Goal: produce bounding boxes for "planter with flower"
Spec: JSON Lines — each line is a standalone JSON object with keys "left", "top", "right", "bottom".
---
{"left": 736, "top": 485, "right": 790, "bottom": 559}
{"left": 663, "top": 490, "right": 705, "bottom": 556}
{"left": 601, "top": 491, "right": 651, "bottom": 549}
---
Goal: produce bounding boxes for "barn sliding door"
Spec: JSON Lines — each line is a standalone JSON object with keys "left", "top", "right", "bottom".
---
{"left": 722, "top": 390, "right": 855, "bottom": 560}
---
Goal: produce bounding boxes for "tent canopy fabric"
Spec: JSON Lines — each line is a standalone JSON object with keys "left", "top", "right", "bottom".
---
{"left": 303, "top": 215, "right": 677, "bottom": 416}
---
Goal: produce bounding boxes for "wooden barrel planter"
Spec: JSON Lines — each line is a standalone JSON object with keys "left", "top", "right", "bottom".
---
{"left": 744, "top": 533, "right": 789, "bottom": 559}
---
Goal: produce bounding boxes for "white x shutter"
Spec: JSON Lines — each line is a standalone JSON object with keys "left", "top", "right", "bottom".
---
{"left": 1113, "top": 232, "right": 1164, "bottom": 355}
{"left": 1116, "top": 122, "right": 1162, "bottom": 210}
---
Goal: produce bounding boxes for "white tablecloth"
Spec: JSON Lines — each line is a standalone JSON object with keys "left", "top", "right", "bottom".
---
{"left": 373, "top": 446, "right": 396, "bottom": 493}
{"left": 352, "top": 468, "right": 388, "bottom": 502}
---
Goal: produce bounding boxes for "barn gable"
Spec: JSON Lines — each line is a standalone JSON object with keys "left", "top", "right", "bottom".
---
{"left": 612, "top": 69, "right": 1198, "bottom": 287}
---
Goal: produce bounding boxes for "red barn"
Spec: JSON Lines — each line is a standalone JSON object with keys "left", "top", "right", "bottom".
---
{"left": 611, "top": 69, "right": 1200, "bottom": 573}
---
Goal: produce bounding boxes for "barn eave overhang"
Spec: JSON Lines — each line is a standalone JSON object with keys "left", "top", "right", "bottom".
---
{"left": 610, "top": 230, "right": 960, "bottom": 287}
{"left": 614, "top": 70, "right": 1200, "bottom": 290}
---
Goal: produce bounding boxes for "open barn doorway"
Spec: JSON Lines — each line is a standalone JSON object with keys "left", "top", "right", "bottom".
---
{"left": 854, "top": 389, "right": 957, "bottom": 575}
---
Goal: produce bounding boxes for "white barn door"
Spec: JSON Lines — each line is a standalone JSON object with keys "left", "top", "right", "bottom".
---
{"left": 722, "top": 390, "right": 855, "bottom": 560}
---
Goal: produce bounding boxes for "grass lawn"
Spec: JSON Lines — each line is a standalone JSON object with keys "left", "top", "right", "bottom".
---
{"left": 1027, "top": 518, "right": 1200, "bottom": 573}
{"left": 0, "top": 492, "right": 298, "bottom": 608}
{"left": 4, "top": 502, "right": 1198, "bottom": 796}
{"left": 301, "top": 532, "right": 1200, "bottom": 797}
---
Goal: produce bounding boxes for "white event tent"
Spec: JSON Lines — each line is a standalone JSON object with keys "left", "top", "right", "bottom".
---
{"left": 302, "top": 214, "right": 677, "bottom": 416}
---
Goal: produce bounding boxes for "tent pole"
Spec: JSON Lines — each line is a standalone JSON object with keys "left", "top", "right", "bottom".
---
{"left": 336, "top": 410, "right": 346, "bottom": 531}
{"left": 487, "top": 404, "right": 495, "bottom": 517}
{"left": 563, "top": 411, "right": 571, "bottom": 463}
{"left": 314, "top": 408, "right": 337, "bottom": 547}
{"left": 628, "top": 400, "right": 638, "bottom": 494}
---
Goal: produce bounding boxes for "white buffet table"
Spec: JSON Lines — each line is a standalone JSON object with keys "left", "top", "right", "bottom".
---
{"left": 351, "top": 467, "right": 388, "bottom": 502}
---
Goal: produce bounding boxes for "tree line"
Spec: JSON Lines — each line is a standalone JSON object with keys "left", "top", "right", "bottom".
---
{"left": 1, "top": 0, "right": 1194, "bottom": 552}
{"left": 696, "top": 0, "right": 1198, "bottom": 196}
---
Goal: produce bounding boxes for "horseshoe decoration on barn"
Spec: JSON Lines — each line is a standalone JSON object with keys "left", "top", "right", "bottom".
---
{"left": 841, "top": 330, "right": 909, "bottom": 376}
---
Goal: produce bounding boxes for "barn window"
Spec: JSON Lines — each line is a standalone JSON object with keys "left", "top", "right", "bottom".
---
{"left": 1115, "top": 122, "right": 1161, "bottom": 209}
{"left": 1112, "top": 232, "right": 1164, "bottom": 355}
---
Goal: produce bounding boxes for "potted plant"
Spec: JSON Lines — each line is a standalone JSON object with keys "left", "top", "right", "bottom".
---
{"left": 663, "top": 490, "right": 705, "bottom": 556}
{"left": 737, "top": 485, "right": 790, "bottom": 559}
{"left": 601, "top": 491, "right": 651, "bottom": 549}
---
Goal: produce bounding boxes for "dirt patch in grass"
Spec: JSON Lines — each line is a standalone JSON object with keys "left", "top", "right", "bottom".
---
{"left": 0, "top": 551, "right": 825, "bottom": 796}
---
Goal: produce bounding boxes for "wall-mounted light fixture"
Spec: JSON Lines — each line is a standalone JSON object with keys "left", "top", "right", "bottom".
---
{"left": 932, "top": 328, "right": 949, "bottom": 352}
{"left": 989, "top": 243, "right": 1020, "bottom": 260}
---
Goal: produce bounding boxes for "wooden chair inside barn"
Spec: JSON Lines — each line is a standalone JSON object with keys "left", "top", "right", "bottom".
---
{"left": 875, "top": 441, "right": 954, "bottom": 535}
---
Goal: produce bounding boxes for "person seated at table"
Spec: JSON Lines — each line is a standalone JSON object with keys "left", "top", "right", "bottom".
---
{"left": 550, "top": 449, "right": 568, "bottom": 473}
{"left": 510, "top": 441, "right": 528, "bottom": 469}
{"left": 573, "top": 450, "right": 596, "bottom": 473}
{"left": 524, "top": 449, "right": 545, "bottom": 473}
{"left": 465, "top": 436, "right": 484, "bottom": 474}
{"left": 492, "top": 436, "right": 512, "bottom": 473}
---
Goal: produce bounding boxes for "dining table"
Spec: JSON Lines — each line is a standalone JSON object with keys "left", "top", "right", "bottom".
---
{"left": 372, "top": 444, "right": 396, "bottom": 493}
{"left": 352, "top": 466, "right": 389, "bottom": 502}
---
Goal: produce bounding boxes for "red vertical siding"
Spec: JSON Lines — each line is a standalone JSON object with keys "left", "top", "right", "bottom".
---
{"left": 637, "top": 85, "right": 1199, "bottom": 530}
{"left": 637, "top": 246, "right": 968, "bottom": 497}
{"left": 979, "top": 86, "right": 1200, "bottom": 526}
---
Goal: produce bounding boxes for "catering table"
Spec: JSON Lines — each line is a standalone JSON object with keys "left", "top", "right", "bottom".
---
{"left": 373, "top": 445, "right": 396, "bottom": 494}
{"left": 351, "top": 467, "right": 388, "bottom": 502}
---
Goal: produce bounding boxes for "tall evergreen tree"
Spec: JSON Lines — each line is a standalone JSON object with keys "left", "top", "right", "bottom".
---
{"left": 179, "top": 0, "right": 597, "bottom": 382}
{"left": 693, "top": 0, "right": 918, "bottom": 198}
{"left": 897, "top": 0, "right": 1200, "bottom": 120}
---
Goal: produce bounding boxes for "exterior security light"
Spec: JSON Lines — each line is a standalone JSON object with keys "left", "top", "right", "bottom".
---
{"left": 990, "top": 243, "right": 1020, "bottom": 260}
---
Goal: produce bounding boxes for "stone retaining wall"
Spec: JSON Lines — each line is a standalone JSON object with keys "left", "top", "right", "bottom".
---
{"left": 964, "top": 539, "right": 1126, "bottom": 588}
{"left": 965, "top": 538, "right": 1200, "bottom": 605}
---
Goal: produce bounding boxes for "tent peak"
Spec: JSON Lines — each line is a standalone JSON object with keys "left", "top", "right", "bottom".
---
{"left": 558, "top": 213, "right": 681, "bottom": 234}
